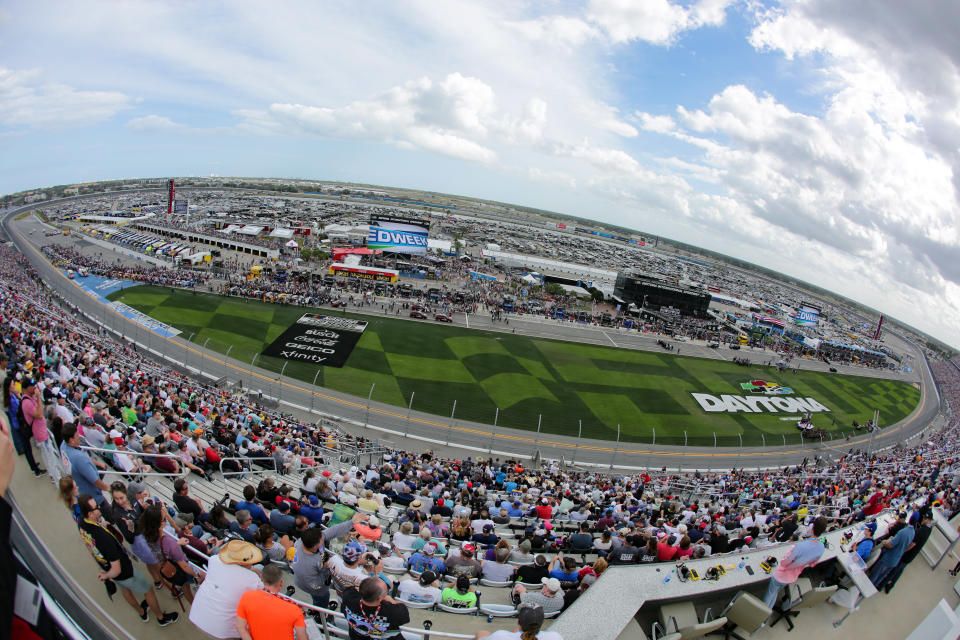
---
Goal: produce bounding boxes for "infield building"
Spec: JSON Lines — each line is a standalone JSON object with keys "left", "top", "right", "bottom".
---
{"left": 614, "top": 271, "right": 711, "bottom": 318}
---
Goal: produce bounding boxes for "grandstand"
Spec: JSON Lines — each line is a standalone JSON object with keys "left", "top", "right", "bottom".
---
{"left": 3, "top": 203, "right": 960, "bottom": 640}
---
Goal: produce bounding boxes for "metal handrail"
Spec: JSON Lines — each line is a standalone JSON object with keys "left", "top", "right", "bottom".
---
{"left": 79, "top": 444, "right": 189, "bottom": 478}
{"left": 179, "top": 545, "right": 475, "bottom": 640}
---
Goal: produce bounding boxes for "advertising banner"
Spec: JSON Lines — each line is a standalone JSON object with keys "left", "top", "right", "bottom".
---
{"left": 367, "top": 214, "right": 429, "bottom": 254}
{"left": 261, "top": 313, "right": 368, "bottom": 367}
{"left": 794, "top": 301, "right": 821, "bottom": 326}
{"left": 329, "top": 263, "right": 398, "bottom": 283}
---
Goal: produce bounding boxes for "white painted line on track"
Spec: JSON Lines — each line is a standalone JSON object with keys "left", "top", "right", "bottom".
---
{"left": 603, "top": 331, "right": 618, "bottom": 347}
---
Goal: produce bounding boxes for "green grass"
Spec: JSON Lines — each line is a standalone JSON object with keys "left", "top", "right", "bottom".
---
{"left": 108, "top": 286, "right": 922, "bottom": 446}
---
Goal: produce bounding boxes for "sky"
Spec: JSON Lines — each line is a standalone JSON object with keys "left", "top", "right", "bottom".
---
{"left": 1, "top": 0, "right": 958, "bottom": 349}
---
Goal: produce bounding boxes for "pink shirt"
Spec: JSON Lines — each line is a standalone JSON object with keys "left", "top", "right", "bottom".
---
{"left": 21, "top": 395, "right": 49, "bottom": 441}
{"left": 773, "top": 539, "right": 826, "bottom": 584}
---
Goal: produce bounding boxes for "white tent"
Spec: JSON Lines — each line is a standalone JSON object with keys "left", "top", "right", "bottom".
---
{"left": 285, "top": 239, "right": 298, "bottom": 248}
{"left": 270, "top": 228, "right": 295, "bottom": 239}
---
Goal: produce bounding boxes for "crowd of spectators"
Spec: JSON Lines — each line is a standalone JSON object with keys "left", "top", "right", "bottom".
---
{"left": 42, "top": 244, "right": 207, "bottom": 288}
{"left": 3, "top": 237, "right": 960, "bottom": 639}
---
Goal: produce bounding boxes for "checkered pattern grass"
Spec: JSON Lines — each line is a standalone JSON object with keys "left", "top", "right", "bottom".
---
{"left": 108, "top": 286, "right": 922, "bottom": 446}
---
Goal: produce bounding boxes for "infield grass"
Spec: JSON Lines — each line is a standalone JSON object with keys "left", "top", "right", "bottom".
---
{"left": 108, "top": 286, "right": 922, "bottom": 446}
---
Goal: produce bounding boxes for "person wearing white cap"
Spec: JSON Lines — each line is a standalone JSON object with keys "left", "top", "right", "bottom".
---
{"left": 511, "top": 577, "right": 564, "bottom": 614}
{"left": 189, "top": 540, "right": 264, "bottom": 638}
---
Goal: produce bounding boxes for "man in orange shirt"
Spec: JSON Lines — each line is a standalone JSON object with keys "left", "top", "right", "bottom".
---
{"left": 235, "top": 565, "right": 307, "bottom": 640}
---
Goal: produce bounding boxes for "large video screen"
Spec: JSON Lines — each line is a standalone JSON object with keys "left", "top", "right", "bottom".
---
{"left": 367, "top": 214, "right": 429, "bottom": 255}
{"left": 262, "top": 313, "right": 368, "bottom": 368}
{"left": 794, "top": 301, "right": 821, "bottom": 326}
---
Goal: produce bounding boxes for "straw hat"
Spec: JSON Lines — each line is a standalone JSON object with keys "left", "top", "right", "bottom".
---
{"left": 219, "top": 540, "right": 263, "bottom": 566}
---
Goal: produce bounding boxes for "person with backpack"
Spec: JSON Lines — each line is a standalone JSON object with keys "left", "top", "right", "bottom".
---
{"left": 21, "top": 377, "right": 61, "bottom": 482}
{"left": 7, "top": 375, "right": 46, "bottom": 476}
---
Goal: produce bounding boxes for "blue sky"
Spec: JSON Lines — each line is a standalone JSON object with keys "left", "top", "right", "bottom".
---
{"left": 1, "top": 0, "right": 958, "bottom": 349}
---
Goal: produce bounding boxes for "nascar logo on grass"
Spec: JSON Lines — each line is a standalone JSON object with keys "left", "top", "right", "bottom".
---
{"left": 691, "top": 393, "right": 830, "bottom": 414}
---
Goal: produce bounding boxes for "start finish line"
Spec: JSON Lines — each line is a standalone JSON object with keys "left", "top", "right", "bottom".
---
{"left": 691, "top": 393, "right": 831, "bottom": 414}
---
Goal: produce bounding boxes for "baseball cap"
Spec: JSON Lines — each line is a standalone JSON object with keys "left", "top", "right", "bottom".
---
{"left": 518, "top": 602, "right": 545, "bottom": 629}
{"left": 113, "top": 437, "right": 125, "bottom": 446}
{"left": 541, "top": 577, "right": 561, "bottom": 592}
{"left": 482, "top": 524, "right": 494, "bottom": 532}
{"left": 127, "top": 482, "right": 147, "bottom": 500}
{"left": 422, "top": 543, "right": 437, "bottom": 555}
{"left": 367, "top": 516, "right": 380, "bottom": 528}
{"left": 581, "top": 574, "right": 598, "bottom": 587}
{"left": 343, "top": 541, "right": 367, "bottom": 562}
{"left": 308, "top": 495, "right": 320, "bottom": 506}
{"left": 460, "top": 543, "right": 475, "bottom": 555}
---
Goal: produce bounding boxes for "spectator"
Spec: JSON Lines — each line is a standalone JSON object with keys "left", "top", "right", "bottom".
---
{"left": 77, "top": 494, "right": 178, "bottom": 626}
{"left": 392, "top": 521, "right": 418, "bottom": 549}
{"left": 547, "top": 554, "right": 578, "bottom": 583}
{"left": 254, "top": 524, "right": 293, "bottom": 562}
{"left": 59, "top": 422, "right": 110, "bottom": 506}
{"left": 235, "top": 565, "right": 306, "bottom": 640}
{"left": 441, "top": 574, "right": 478, "bottom": 609}
{"left": 446, "top": 542, "right": 482, "bottom": 578}
{"left": 235, "top": 485, "right": 269, "bottom": 524}
{"left": 512, "top": 577, "right": 564, "bottom": 614}
{"left": 270, "top": 501, "right": 296, "bottom": 535}
{"left": 328, "top": 540, "right": 370, "bottom": 592}
{"left": 475, "top": 602, "right": 563, "bottom": 640}
{"left": 292, "top": 513, "right": 368, "bottom": 609}
{"left": 230, "top": 510, "right": 257, "bottom": 543}
{"left": 397, "top": 570, "right": 442, "bottom": 605}
{"left": 139, "top": 504, "right": 203, "bottom": 603}
{"left": 763, "top": 517, "right": 828, "bottom": 608}
{"left": 341, "top": 577, "right": 410, "bottom": 640}
{"left": 482, "top": 546, "right": 517, "bottom": 582}
{"left": 517, "top": 555, "right": 550, "bottom": 584}
{"left": 407, "top": 542, "right": 446, "bottom": 574}
{"left": 189, "top": 540, "right": 264, "bottom": 638}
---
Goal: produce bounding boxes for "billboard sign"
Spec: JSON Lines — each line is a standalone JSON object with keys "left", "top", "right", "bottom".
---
{"left": 173, "top": 199, "right": 188, "bottom": 214}
{"left": 367, "top": 214, "right": 429, "bottom": 254}
{"left": 794, "top": 301, "right": 821, "bottom": 326}
{"left": 261, "top": 314, "right": 368, "bottom": 367}
{"left": 329, "top": 263, "right": 398, "bottom": 283}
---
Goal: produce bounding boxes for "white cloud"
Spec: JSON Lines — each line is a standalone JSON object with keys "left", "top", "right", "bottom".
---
{"left": 126, "top": 114, "right": 189, "bottom": 133}
{"left": 577, "top": 101, "right": 638, "bottom": 138}
{"left": 0, "top": 66, "right": 130, "bottom": 130}
{"left": 637, "top": 111, "right": 676, "bottom": 134}
{"left": 506, "top": 15, "right": 599, "bottom": 48}
{"left": 587, "top": 0, "right": 734, "bottom": 45}
{"left": 237, "top": 73, "right": 540, "bottom": 164}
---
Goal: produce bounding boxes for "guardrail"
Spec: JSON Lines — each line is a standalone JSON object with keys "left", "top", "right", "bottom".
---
{"left": 79, "top": 445, "right": 189, "bottom": 479}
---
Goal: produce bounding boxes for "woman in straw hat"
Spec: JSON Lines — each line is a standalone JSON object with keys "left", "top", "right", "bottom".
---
{"left": 188, "top": 540, "right": 263, "bottom": 638}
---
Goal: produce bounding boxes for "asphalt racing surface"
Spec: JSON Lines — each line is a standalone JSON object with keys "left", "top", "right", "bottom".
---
{"left": 3, "top": 201, "right": 943, "bottom": 470}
